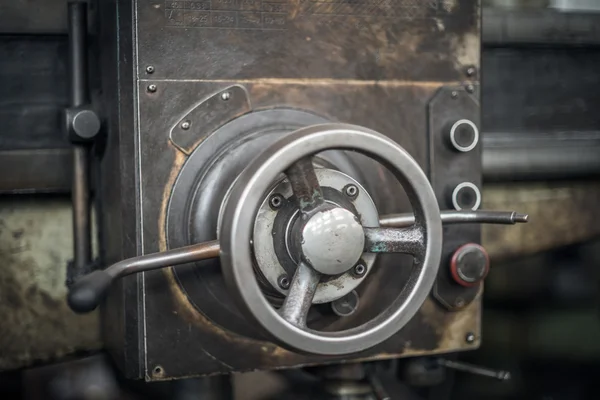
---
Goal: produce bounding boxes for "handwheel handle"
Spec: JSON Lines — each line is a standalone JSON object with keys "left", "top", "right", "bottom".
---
{"left": 67, "top": 241, "right": 220, "bottom": 313}
{"left": 68, "top": 270, "right": 113, "bottom": 313}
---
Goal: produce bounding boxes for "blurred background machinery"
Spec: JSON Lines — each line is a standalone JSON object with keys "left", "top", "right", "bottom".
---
{"left": 1, "top": 0, "right": 600, "bottom": 399}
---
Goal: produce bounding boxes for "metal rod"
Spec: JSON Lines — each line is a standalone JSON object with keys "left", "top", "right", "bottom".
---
{"left": 68, "top": 241, "right": 221, "bottom": 313}
{"left": 72, "top": 146, "right": 91, "bottom": 267}
{"left": 68, "top": 1, "right": 88, "bottom": 107}
{"left": 105, "top": 240, "right": 221, "bottom": 279}
{"left": 285, "top": 157, "right": 324, "bottom": 215}
{"left": 68, "top": 1, "right": 92, "bottom": 272}
{"left": 379, "top": 210, "right": 528, "bottom": 228}
{"left": 364, "top": 227, "right": 424, "bottom": 255}
{"left": 279, "top": 262, "right": 320, "bottom": 327}
{"left": 437, "top": 359, "right": 511, "bottom": 381}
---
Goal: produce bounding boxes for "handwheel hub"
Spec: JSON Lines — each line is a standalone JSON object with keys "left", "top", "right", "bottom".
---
{"left": 301, "top": 207, "right": 365, "bottom": 275}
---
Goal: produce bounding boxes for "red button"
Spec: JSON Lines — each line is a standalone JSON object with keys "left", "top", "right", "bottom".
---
{"left": 450, "top": 243, "right": 490, "bottom": 287}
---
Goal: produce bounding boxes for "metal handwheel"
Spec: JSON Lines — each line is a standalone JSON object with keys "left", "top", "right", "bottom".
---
{"left": 219, "top": 124, "right": 442, "bottom": 355}
{"left": 68, "top": 123, "right": 526, "bottom": 355}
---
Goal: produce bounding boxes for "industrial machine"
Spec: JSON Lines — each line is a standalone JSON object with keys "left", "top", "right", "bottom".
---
{"left": 59, "top": 0, "right": 530, "bottom": 382}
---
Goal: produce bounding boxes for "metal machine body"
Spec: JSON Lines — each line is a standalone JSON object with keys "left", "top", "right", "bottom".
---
{"left": 97, "top": 0, "right": 483, "bottom": 380}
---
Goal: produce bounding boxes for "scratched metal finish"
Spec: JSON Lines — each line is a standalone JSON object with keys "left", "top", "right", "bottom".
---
{"left": 136, "top": 80, "right": 481, "bottom": 379}
{"left": 114, "top": 0, "right": 483, "bottom": 380}
{"left": 136, "top": 0, "right": 479, "bottom": 81}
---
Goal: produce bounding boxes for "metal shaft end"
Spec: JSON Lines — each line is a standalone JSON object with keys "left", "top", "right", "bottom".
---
{"left": 514, "top": 213, "right": 529, "bottom": 223}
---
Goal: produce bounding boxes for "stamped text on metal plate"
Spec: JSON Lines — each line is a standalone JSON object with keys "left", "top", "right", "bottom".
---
{"left": 164, "top": 0, "right": 442, "bottom": 30}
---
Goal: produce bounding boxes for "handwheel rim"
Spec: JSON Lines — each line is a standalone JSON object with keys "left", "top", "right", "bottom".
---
{"left": 219, "top": 123, "right": 443, "bottom": 355}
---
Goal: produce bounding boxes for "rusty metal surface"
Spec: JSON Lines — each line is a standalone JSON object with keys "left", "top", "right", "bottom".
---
{"left": 135, "top": 79, "right": 482, "bottom": 378}
{"left": 93, "top": 0, "right": 483, "bottom": 379}
{"left": 137, "top": 0, "right": 479, "bottom": 81}
{"left": 0, "top": 198, "right": 101, "bottom": 371}
{"left": 483, "top": 181, "right": 600, "bottom": 260}
{"left": 169, "top": 85, "right": 251, "bottom": 154}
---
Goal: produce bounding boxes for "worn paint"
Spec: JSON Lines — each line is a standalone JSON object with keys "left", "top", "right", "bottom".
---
{"left": 0, "top": 198, "right": 100, "bottom": 371}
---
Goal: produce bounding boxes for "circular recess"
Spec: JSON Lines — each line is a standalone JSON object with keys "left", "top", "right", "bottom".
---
{"left": 448, "top": 119, "right": 479, "bottom": 152}
{"left": 451, "top": 182, "right": 481, "bottom": 211}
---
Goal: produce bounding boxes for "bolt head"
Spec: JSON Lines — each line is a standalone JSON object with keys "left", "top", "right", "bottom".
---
{"left": 278, "top": 275, "right": 290, "bottom": 289}
{"left": 147, "top": 84, "right": 157, "bottom": 93}
{"left": 465, "top": 332, "right": 475, "bottom": 344}
{"left": 466, "top": 66, "right": 476, "bottom": 76}
{"left": 451, "top": 91, "right": 459, "bottom": 99}
{"left": 269, "top": 194, "right": 284, "bottom": 210}
{"left": 353, "top": 263, "right": 367, "bottom": 277}
{"left": 465, "top": 84, "right": 475, "bottom": 93}
{"left": 344, "top": 184, "right": 358, "bottom": 198}
{"left": 221, "top": 91, "right": 231, "bottom": 101}
{"left": 181, "top": 120, "right": 191, "bottom": 130}
{"left": 146, "top": 65, "right": 155, "bottom": 74}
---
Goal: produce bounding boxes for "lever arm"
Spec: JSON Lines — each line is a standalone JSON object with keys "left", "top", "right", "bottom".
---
{"left": 379, "top": 210, "right": 528, "bottom": 228}
{"left": 68, "top": 240, "right": 220, "bottom": 313}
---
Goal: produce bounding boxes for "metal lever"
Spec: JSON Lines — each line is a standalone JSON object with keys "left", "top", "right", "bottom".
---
{"left": 67, "top": 240, "right": 220, "bottom": 313}
{"left": 379, "top": 210, "right": 528, "bottom": 228}
{"left": 68, "top": 211, "right": 527, "bottom": 314}
{"left": 437, "top": 359, "right": 511, "bottom": 381}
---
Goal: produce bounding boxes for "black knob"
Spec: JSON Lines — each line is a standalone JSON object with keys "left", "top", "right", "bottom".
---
{"left": 450, "top": 243, "right": 489, "bottom": 287}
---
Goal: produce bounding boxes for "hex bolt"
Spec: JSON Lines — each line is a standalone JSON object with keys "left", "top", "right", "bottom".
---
{"left": 451, "top": 90, "right": 459, "bottom": 99}
{"left": 353, "top": 263, "right": 367, "bottom": 277}
{"left": 344, "top": 184, "right": 358, "bottom": 198}
{"left": 278, "top": 274, "right": 290, "bottom": 290}
{"left": 466, "top": 66, "right": 476, "bottom": 77}
{"left": 465, "top": 332, "right": 475, "bottom": 344}
{"left": 269, "top": 194, "right": 284, "bottom": 210}
{"left": 181, "top": 120, "right": 191, "bottom": 130}
{"left": 465, "top": 84, "right": 475, "bottom": 93}
{"left": 221, "top": 91, "right": 231, "bottom": 101}
{"left": 147, "top": 84, "right": 157, "bottom": 93}
{"left": 146, "top": 65, "right": 155, "bottom": 74}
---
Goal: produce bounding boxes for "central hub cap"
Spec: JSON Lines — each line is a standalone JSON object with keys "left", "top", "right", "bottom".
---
{"left": 301, "top": 207, "right": 365, "bottom": 275}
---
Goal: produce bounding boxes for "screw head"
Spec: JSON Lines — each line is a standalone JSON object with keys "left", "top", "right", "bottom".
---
{"left": 465, "top": 84, "right": 475, "bottom": 93}
{"left": 147, "top": 84, "right": 157, "bottom": 93}
{"left": 221, "top": 91, "right": 231, "bottom": 101}
{"left": 465, "top": 332, "right": 475, "bottom": 344}
{"left": 152, "top": 365, "right": 164, "bottom": 377}
{"left": 269, "top": 194, "right": 284, "bottom": 210}
{"left": 344, "top": 184, "right": 358, "bottom": 198}
{"left": 181, "top": 120, "right": 191, "bottom": 130}
{"left": 466, "top": 66, "right": 476, "bottom": 77}
{"left": 278, "top": 274, "right": 290, "bottom": 290}
{"left": 353, "top": 263, "right": 367, "bottom": 277}
{"left": 146, "top": 65, "right": 155, "bottom": 74}
{"left": 451, "top": 90, "right": 459, "bottom": 99}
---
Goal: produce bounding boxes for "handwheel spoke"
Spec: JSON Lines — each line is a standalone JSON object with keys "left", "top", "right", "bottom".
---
{"left": 285, "top": 157, "right": 324, "bottom": 215}
{"left": 363, "top": 226, "right": 425, "bottom": 257}
{"left": 279, "top": 262, "right": 321, "bottom": 327}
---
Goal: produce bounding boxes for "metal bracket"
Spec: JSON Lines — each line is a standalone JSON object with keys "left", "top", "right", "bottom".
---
{"left": 169, "top": 85, "right": 252, "bottom": 155}
{"left": 428, "top": 86, "right": 481, "bottom": 311}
